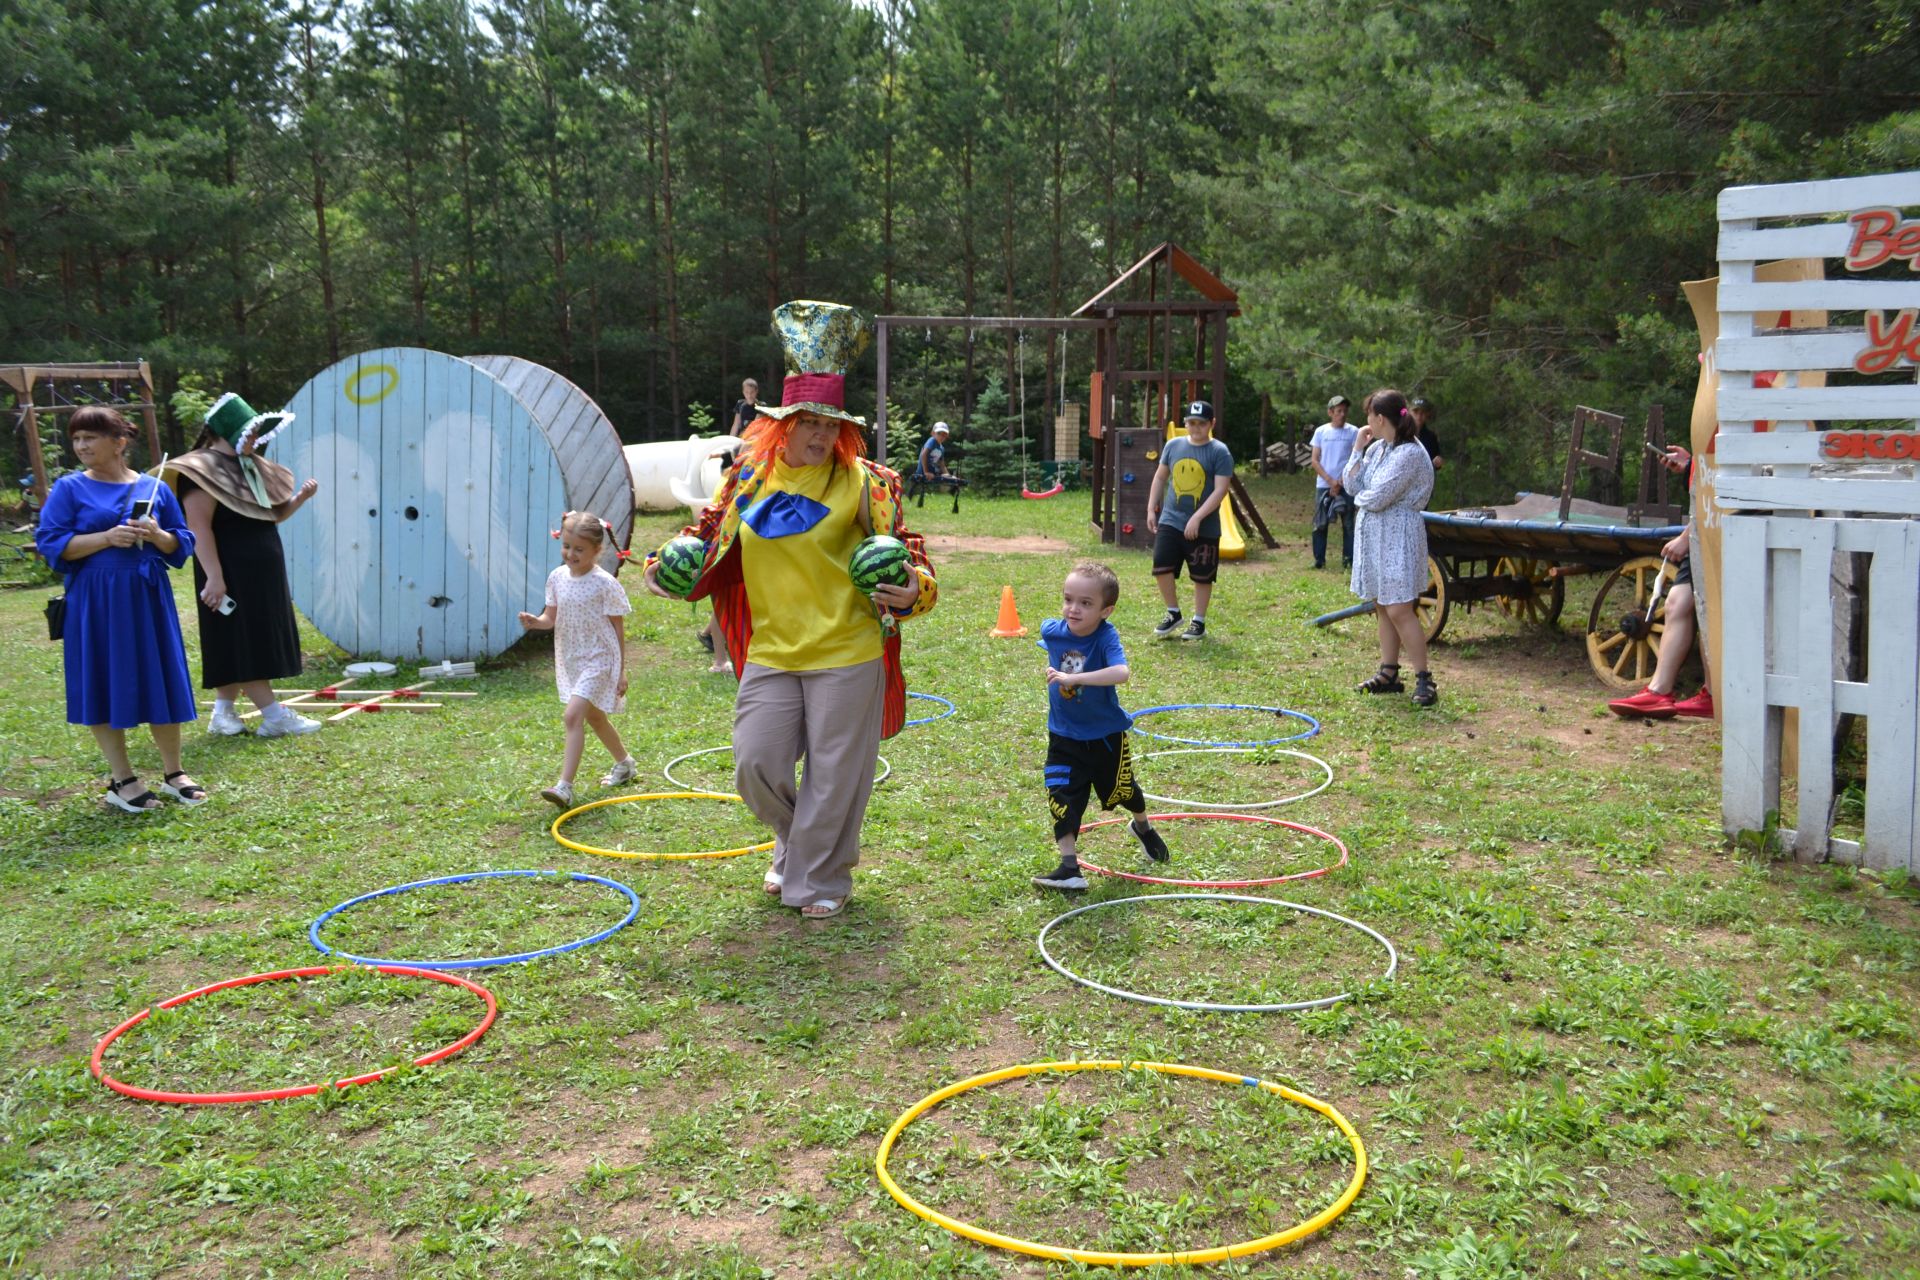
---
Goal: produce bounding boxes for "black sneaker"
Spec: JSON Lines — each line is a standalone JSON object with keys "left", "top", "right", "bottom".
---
{"left": 1031, "top": 860, "right": 1088, "bottom": 890}
{"left": 1152, "top": 611, "right": 1183, "bottom": 639}
{"left": 1178, "top": 619, "right": 1207, "bottom": 642}
{"left": 1130, "top": 820, "right": 1171, "bottom": 863}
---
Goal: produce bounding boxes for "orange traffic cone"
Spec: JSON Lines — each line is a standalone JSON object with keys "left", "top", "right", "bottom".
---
{"left": 990, "top": 585, "right": 1028, "bottom": 638}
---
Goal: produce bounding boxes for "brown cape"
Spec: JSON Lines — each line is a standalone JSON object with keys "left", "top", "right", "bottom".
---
{"left": 163, "top": 441, "right": 294, "bottom": 521}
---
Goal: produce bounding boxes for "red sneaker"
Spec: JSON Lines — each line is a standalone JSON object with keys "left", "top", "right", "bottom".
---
{"left": 1671, "top": 688, "right": 1715, "bottom": 719}
{"left": 1608, "top": 687, "right": 1679, "bottom": 718}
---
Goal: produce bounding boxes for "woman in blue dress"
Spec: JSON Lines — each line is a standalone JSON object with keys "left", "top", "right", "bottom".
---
{"left": 36, "top": 406, "right": 206, "bottom": 812}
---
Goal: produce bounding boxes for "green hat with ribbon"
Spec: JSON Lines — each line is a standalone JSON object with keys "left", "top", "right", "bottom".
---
{"left": 204, "top": 391, "right": 294, "bottom": 453}
{"left": 759, "top": 300, "right": 873, "bottom": 427}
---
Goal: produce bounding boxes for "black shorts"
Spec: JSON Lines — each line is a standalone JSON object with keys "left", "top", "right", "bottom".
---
{"left": 1151, "top": 525, "right": 1220, "bottom": 584}
{"left": 1673, "top": 551, "right": 1692, "bottom": 588}
{"left": 1045, "top": 731, "right": 1144, "bottom": 839}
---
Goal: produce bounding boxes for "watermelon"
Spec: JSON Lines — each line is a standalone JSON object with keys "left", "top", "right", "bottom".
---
{"left": 654, "top": 536, "right": 708, "bottom": 597}
{"left": 848, "top": 535, "right": 912, "bottom": 593}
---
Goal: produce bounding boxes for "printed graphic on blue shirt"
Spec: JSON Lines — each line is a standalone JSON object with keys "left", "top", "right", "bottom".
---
{"left": 1041, "top": 617, "right": 1133, "bottom": 739}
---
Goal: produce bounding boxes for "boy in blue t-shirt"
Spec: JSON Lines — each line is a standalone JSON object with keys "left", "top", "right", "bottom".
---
{"left": 1032, "top": 561, "right": 1171, "bottom": 890}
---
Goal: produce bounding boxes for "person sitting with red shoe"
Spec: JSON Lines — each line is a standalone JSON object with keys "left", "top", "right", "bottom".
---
{"left": 1609, "top": 444, "right": 1713, "bottom": 720}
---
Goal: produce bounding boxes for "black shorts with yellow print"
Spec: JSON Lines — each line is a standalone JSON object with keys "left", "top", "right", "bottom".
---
{"left": 1045, "top": 731, "right": 1145, "bottom": 840}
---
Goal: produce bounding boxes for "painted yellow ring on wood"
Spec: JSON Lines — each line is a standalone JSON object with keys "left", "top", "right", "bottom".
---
{"left": 551, "top": 791, "right": 775, "bottom": 861}
{"left": 345, "top": 364, "right": 399, "bottom": 405}
{"left": 875, "top": 1059, "right": 1367, "bottom": 1267}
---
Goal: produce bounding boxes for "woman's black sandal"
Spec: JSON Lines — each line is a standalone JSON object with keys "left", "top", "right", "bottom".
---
{"left": 158, "top": 771, "right": 210, "bottom": 807}
{"left": 1411, "top": 671, "right": 1438, "bottom": 706}
{"left": 1357, "top": 663, "right": 1404, "bottom": 694}
{"left": 104, "top": 776, "right": 161, "bottom": 814}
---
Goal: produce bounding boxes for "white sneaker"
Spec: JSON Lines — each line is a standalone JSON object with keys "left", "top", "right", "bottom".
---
{"left": 207, "top": 706, "right": 247, "bottom": 736}
{"left": 256, "top": 708, "right": 322, "bottom": 737}
{"left": 600, "top": 757, "right": 638, "bottom": 787}
{"left": 541, "top": 780, "right": 575, "bottom": 808}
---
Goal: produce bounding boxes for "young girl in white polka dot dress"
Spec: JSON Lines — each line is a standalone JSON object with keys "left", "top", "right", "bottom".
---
{"left": 519, "top": 511, "right": 637, "bottom": 807}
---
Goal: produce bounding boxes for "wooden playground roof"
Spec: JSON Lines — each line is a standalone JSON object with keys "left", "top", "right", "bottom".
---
{"left": 1072, "top": 243, "right": 1239, "bottom": 317}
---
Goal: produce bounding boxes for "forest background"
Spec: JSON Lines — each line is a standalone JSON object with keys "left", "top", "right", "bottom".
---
{"left": 3, "top": 0, "right": 1917, "bottom": 504}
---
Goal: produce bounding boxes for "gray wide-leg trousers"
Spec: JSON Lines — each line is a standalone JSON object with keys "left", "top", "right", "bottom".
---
{"left": 733, "top": 659, "right": 885, "bottom": 908}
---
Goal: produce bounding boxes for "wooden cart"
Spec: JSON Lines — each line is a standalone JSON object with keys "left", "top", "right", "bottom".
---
{"left": 1416, "top": 493, "right": 1685, "bottom": 691}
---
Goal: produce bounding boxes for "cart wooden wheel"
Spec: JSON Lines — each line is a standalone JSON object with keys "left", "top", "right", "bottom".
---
{"left": 1585, "top": 555, "right": 1668, "bottom": 692}
{"left": 1493, "top": 556, "right": 1565, "bottom": 627}
{"left": 1416, "top": 557, "right": 1451, "bottom": 644}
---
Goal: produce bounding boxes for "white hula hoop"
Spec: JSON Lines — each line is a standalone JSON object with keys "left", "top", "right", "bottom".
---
{"left": 663, "top": 744, "right": 891, "bottom": 793}
{"left": 1137, "top": 746, "right": 1334, "bottom": 810}
{"left": 1037, "top": 893, "right": 1398, "bottom": 1013}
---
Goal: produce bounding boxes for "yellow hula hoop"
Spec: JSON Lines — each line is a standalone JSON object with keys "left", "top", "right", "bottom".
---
{"left": 550, "top": 792, "right": 776, "bottom": 861}
{"left": 875, "top": 1059, "right": 1367, "bottom": 1267}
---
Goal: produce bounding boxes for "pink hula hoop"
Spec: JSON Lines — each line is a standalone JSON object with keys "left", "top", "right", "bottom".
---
{"left": 1076, "top": 812, "right": 1348, "bottom": 888}
{"left": 91, "top": 964, "right": 498, "bottom": 1105}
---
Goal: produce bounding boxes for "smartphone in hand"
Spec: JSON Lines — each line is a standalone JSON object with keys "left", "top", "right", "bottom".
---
{"left": 217, "top": 595, "right": 237, "bottom": 616}
{"left": 128, "top": 497, "right": 154, "bottom": 521}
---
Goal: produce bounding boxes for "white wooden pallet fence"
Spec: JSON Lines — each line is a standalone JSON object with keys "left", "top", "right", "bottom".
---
{"left": 1715, "top": 170, "right": 1920, "bottom": 870}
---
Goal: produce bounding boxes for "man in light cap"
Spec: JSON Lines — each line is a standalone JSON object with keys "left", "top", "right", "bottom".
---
{"left": 1310, "top": 394, "right": 1359, "bottom": 569}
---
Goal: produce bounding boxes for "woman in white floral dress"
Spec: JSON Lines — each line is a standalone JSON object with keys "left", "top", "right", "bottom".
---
{"left": 519, "top": 512, "right": 637, "bottom": 806}
{"left": 1343, "top": 389, "right": 1439, "bottom": 706}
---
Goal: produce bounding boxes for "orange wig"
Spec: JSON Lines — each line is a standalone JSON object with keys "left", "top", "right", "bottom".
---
{"left": 739, "top": 413, "right": 866, "bottom": 473}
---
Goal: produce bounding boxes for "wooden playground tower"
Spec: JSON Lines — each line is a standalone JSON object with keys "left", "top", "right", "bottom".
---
{"left": 3, "top": 362, "right": 164, "bottom": 503}
{"left": 874, "top": 243, "right": 1275, "bottom": 551}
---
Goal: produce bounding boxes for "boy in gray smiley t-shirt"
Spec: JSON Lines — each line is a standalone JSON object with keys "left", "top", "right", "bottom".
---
{"left": 1147, "top": 401, "right": 1234, "bottom": 642}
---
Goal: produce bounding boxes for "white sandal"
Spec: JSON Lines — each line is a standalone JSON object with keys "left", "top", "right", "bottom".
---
{"left": 600, "top": 757, "right": 638, "bottom": 787}
{"left": 801, "top": 898, "right": 846, "bottom": 919}
{"left": 103, "top": 776, "right": 162, "bottom": 814}
{"left": 763, "top": 872, "right": 783, "bottom": 897}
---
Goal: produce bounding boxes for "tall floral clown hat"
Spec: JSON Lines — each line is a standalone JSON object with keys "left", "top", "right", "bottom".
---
{"left": 758, "top": 300, "right": 873, "bottom": 427}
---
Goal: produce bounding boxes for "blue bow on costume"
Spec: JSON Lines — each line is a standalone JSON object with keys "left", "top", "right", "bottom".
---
{"left": 741, "top": 492, "right": 831, "bottom": 539}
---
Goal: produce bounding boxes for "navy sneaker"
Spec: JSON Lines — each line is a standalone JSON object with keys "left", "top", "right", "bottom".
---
{"left": 1032, "top": 860, "right": 1088, "bottom": 891}
{"left": 1178, "top": 619, "right": 1207, "bottom": 642}
{"left": 1131, "top": 820, "right": 1171, "bottom": 863}
{"left": 1152, "top": 610, "right": 1183, "bottom": 639}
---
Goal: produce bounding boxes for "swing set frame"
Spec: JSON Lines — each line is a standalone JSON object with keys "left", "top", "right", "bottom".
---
{"left": 873, "top": 314, "right": 1106, "bottom": 498}
{"left": 873, "top": 243, "right": 1274, "bottom": 548}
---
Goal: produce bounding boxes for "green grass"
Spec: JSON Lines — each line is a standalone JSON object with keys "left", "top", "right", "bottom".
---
{"left": 2, "top": 473, "right": 1917, "bottom": 1278}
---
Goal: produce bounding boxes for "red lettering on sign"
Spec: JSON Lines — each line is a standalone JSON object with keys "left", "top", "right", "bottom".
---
{"left": 1847, "top": 208, "right": 1920, "bottom": 272}
{"left": 1856, "top": 309, "right": 1920, "bottom": 375}
{"left": 1822, "top": 431, "right": 1919, "bottom": 460}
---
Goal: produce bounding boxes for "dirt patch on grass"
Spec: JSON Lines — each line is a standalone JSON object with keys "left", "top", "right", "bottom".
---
{"left": 925, "top": 533, "right": 1072, "bottom": 556}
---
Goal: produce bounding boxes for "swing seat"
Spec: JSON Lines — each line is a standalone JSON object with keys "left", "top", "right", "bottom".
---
{"left": 1021, "top": 483, "right": 1064, "bottom": 500}
{"left": 909, "top": 471, "right": 963, "bottom": 512}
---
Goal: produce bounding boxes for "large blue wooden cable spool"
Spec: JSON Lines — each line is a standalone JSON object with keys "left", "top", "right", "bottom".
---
{"left": 279, "top": 349, "right": 633, "bottom": 662}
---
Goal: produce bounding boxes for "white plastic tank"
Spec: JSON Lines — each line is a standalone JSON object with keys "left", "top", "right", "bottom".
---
{"left": 625, "top": 434, "right": 744, "bottom": 512}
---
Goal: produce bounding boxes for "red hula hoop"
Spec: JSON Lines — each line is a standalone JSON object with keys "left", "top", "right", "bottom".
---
{"left": 91, "top": 964, "right": 498, "bottom": 1105}
{"left": 1076, "top": 812, "right": 1349, "bottom": 888}
{"left": 1021, "top": 484, "right": 1064, "bottom": 500}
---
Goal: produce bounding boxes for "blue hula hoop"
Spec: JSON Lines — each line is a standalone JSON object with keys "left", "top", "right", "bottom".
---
{"left": 309, "top": 869, "right": 642, "bottom": 970}
{"left": 1129, "top": 703, "right": 1321, "bottom": 747}
{"left": 904, "top": 691, "right": 956, "bottom": 727}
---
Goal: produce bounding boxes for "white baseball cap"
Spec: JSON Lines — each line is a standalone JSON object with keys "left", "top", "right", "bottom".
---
{"left": 932, "top": 421, "right": 950, "bottom": 434}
